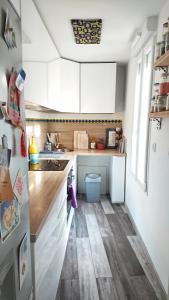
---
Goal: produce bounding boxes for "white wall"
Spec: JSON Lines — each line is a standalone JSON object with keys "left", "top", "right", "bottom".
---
{"left": 124, "top": 1, "right": 169, "bottom": 295}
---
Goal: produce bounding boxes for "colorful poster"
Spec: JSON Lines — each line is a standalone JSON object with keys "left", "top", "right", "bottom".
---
{"left": 13, "top": 169, "right": 24, "bottom": 206}
{"left": 0, "top": 148, "right": 13, "bottom": 201}
{"left": 19, "top": 233, "right": 29, "bottom": 290}
{"left": 0, "top": 197, "right": 20, "bottom": 243}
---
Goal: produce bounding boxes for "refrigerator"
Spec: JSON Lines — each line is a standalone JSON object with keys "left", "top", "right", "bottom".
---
{"left": 0, "top": 1, "right": 32, "bottom": 299}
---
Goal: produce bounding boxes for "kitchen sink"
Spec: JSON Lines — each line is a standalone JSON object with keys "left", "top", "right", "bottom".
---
{"left": 29, "top": 159, "right": 69, "bottom": 171}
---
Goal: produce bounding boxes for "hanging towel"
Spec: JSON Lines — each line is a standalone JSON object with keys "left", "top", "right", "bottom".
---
{"left": 68, "top": 184, "right": 78, "bottom": 209}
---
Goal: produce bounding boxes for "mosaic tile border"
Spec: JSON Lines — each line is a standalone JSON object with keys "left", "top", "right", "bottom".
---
{"left": 26, "top": 118, "right": 122, "bottom": 124}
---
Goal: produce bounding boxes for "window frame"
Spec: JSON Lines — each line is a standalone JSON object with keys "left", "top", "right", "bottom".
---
{"left": 131, "top": 37, "right": 154, "bottom": 192}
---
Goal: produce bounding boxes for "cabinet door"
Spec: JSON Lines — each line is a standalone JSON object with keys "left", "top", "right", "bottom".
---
{"left": 47, "top": 59, "right": 61, "bottom": 110}
{"left": 81, "top": 63, "right": 116, "bottom": 113}
{"left": 110, "top": 156, "right": 125, "bottom": 203}
{"left": 10, "top": 0, "right": 20, "bottom": 16}
{"left": 23, "top": 62, "right": 47, "bottom": 107}
{"left": 60, "top": 59, "right": 80, "bottom": 112}
{"left": 21, "top": 0, "right": 59, "bottom": 62}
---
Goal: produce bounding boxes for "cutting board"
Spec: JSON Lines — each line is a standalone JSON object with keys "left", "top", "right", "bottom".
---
{"left": 77, "top": 133, "right": 89, "bottom": 149}
{"left": 74, "top": 131, "right": 86, "bottom": 149}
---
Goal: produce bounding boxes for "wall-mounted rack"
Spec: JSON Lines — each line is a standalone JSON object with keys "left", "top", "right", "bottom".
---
{"left": 149, "top": 111, "right": 169, "bottom": 118}
{"left": 154, "top": 50, "right": 169, "bottom": 68}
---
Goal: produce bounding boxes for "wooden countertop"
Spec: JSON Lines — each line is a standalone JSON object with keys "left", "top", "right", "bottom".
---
{"left": 29, "top": 149, "right": 126, "bottom": 242}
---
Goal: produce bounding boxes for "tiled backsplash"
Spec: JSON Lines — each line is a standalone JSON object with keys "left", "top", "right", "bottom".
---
{"left": 26, "top": 118, "right": 122, "bottom": 151}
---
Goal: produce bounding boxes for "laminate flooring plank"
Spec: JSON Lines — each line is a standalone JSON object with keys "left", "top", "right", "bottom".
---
{"left": 101, "top": 196, "right": 115, "bottom": 214}
{"left": 131, "top": 276, "right": 158, "bottom": 300}
{"left": 128, "top": 236, "right": 167, "bottom": 300}
{"left": 75, "top": 205, "right": 88, "bottom": 238}
{"left": 120, "top": 204, "right": 128, "bottom": 214}
{"left": 55, "top": 280, "right": 61, "bottom": 300}
{"left": 79, "top": 199, "right": 95, "bottom": 215}
{"left": 85, "top": 214, "right": 112, "bottom": 278}
{"left": 61, "top": 237, "right": 78, "bottom": 280}
{"left": 112, "top": 204, "right": 124, "bottom": 214}
{"left": 96, "top": 277, "right": 119, "bottom": 300}
{"left": 103, "top": 236, "right": 137, "bottom": 300}
{"left": 60, "top": 279, "right": 80, "bottom": 300}
{"left": 117, "top": 213, "right": 136, "bottom": 236}
{"left": 107, "top": 214, "right": 144, "bottom": 276}
{"left": 76, "top": 237, "right": 99, "bottom": 300}
{"left": 93, "top": 203, "right": 112, "bottom": 237}
{"left": 68, "top": 217, "right": 76, "bottom": 239}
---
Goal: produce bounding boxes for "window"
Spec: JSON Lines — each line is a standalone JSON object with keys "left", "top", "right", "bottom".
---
{"left": 131, "top": 40, "right": 153, "bottom": 190}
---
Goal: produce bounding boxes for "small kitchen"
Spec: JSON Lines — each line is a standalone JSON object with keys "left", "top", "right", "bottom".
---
{"left": 0, "top": 0, "right": 169, "bottom": 300}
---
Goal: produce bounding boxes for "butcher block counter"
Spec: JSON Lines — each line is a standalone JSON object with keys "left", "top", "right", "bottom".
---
{"left": 28, "top": 149, "right": 126, "bottom": 242}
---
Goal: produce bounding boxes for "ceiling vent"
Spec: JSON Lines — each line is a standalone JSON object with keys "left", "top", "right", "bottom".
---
{"left": 71, "top": 19, "right": 102, "bottom": 44}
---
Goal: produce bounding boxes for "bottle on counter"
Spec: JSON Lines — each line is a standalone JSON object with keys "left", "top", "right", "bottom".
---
{"left": 28, "top": 136, "right": 39, "bottom": 164}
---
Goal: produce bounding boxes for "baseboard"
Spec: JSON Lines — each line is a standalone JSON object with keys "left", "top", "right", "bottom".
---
{"left": 124, "top": 203, "right": 168, "bottom": 299}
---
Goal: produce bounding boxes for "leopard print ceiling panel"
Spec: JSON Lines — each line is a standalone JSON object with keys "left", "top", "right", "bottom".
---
{"left": 71, "top": 19, "right": 102, "bottom": 44}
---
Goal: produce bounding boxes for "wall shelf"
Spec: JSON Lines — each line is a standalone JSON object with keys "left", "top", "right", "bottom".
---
{"left": 154, "top": 50, "right": 169, "bottom": 67}
{"left": 149, "top": 111, "right": 169, "bottom": 118}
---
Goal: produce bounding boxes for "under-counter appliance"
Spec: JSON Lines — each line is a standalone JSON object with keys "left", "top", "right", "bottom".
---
{"left": 0, "top": 1, "right": 32, "bottom": 299}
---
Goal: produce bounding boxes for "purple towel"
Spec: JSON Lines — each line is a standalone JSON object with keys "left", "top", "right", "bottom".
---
{"left": 68, "top": 184, "right": 78, "bottom": 208}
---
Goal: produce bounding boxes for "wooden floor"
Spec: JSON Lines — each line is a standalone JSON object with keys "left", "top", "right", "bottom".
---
{"left": 56, "top": 195, "right": 166, "bottom": 300}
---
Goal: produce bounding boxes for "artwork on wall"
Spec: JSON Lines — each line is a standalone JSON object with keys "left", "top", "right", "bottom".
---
{"left": 71, "top": 19, "right": 102, "bottom": 44}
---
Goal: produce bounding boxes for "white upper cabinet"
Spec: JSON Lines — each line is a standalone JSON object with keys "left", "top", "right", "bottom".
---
{"left": 10, "top": 0, "right": 20, "bottom": 16}
{"left": 80, "top": 63, "right": 125, "bottom": 113}
{"left": 21, "top": 0, "right": 59, "bottom": 62}
{"left": 23, "top": 62, "right": 47, "bottom": 107}
{"left": 47, "top": 59, "right": 60, "bottom": 110}
{"left": 60, "top": 59, "right": 79, "bottom": 113}
{"left": 47, "top": 59, "right": 80, "bottom": 112}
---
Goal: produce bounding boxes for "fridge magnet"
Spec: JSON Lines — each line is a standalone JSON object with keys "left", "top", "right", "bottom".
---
{"left": 4, "top": 10, "right": 17, "bottom": 49}
{"left": 13, "top": 169, "right": 24, "bottom": 206}
{"left": 19, "top": 233, "right": 29, "bottom": 290}
{"left": 7, "top": 70, "right": 21, "bottom": 127}
{"left": 0, "top": 148, "right": 13, "bottom": 201}
{"left": 15, "top": 69, "right": 26, "bottom": 92}
{"left": 0, "top": 197, "right": 20, "bottom": 243}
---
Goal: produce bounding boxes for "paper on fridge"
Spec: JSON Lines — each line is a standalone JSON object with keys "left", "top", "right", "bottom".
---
{"left": 0, "top": 148, "right": 13, "bottom": 201}
{"left": 13, "top": 169, "right": 24, "bottom": 206}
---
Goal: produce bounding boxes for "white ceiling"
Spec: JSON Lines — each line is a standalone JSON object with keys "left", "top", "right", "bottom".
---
{"left": 34, "top": 0, "right": 166, "bottom": 63}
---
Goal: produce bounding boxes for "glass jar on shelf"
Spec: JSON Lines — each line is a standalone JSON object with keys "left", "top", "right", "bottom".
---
{"left": 150, "top": 98, "right": 155, "bottom": 113}
{"left": 162, "top": 22, "right": 168, "bottom": 41}
{"left": 165, "top": 32, "right": 169, "bottom": 52}
{"left": 155, "top": 42, "right": 161, "bottom": 60}
{"left": 160, "top": 41, "right": 165, "bottom": 56}
{"left": 160, "top": 73, "right": 168, "bottom": 95}
{"left": 157, "top": 95, "right": 166, "bottom": 112}
{"left": 166, "top": 93, "right": 169, "bottom": 110}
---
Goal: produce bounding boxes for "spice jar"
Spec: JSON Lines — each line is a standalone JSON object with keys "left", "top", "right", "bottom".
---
{"left": 160, "top": 41, "right": 165, "bottom": 56}
{"left": 165, "top": 32, "right": 169, "bottom": 52}
{"left": 155, "top": 42, "right": 161, "bottom": 60}
{"left": 157, "top": 96, "right": 166, "bottom": 112}
{"left": 162, "top": 22, "right": 168, "bottom": 41}
{"left": 166, "top": 94, "right": 169, "bottom": 110}
{"left": 150, "top": 98, "right": 155, "bottom": 113}
{"left": 160, "top": 73, "right": 168, "bottom": 95}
